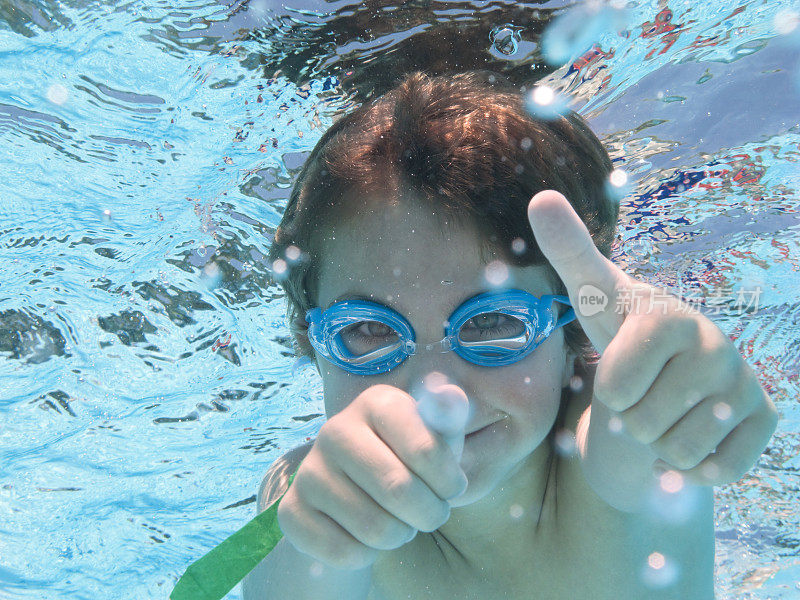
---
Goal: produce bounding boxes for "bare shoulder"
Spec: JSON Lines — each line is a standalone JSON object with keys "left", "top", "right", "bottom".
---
{"left": 559, "top": 361, "right": 717, "bottom": 599}
{"left": 256, "top": 440, "right": 314, "bottom": 512}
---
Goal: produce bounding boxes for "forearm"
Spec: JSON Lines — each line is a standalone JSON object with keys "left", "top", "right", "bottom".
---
{"left": 578, "top": 400, "right": 662, "bottom": 513}
{"left": 241, "top": 536, "right": 373, "bottom": 600}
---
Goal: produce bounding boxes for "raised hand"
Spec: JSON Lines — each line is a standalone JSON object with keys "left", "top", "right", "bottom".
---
{"left": 527, "top": 189, "right": 778, "bottom": 486}
{"left": 276, "top": 381, "right": 469, "bottom": 570}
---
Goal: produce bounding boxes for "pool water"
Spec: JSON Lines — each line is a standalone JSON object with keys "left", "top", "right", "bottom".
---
{"left": 1, "top": 0, "right": 799, "bottom": 598}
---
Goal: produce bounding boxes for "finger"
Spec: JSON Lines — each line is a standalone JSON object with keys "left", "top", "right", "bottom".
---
{"left": 319, "top": 420, "right": 452, "bottom": 532}
{"left": 367, "top": 386, "right": 468, "bottom": 499}
{"left": 527, "top": 189, "right": 629, "bottom": 353}
{"left": 594, "top": 313, "right": 696, "bottom": 412}
{"left": 650, "top": 391, "right": 750, "bottom": 472}
{"left": 278, "top": 492, "right": 379, "bottom": 570}
{"left": 296, "top": 461, "right": 417, "bottom": 551}
{"left": 412, "top": 374, "right": 470, "bottom": 461}
{"left": 658, "top": 407, "right": 778, "bottom": 486}
{"left": 617, "top": 348, "right": 731, "bottom": 445}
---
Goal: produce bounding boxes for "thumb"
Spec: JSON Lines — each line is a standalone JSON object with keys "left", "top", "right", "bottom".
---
{"left": 412, "top": 373, "right": 470, "bottom": 462}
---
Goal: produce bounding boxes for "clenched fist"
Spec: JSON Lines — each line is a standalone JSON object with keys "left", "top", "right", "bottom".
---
{"left": 276, "top": 378, "right": 470, "bottom": 570}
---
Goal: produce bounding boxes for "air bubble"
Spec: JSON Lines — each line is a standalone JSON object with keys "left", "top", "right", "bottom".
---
{"left": 272, "top": 259, "right": 287, "bottom": 275}
{"left": 712, "top": 402, "right": 732, "bottom": 421}
{"left": 640, "top": 551, "right": 679, "bottom": 590}
{"left": 202, "top": 262, "right": 221, "bottom": 289}
{"left": 309, "top": 561, "right": 324, "bottom": 578}
{"left": 511, "top": 238, "right": 526, "bottom": 255}
{"left": 608, "top": 415, "right": 623, "bottom": 433}
{"left": 285, "top": 245, "right": 301, "bottom": 261}
{"left": 541, "top": 2, "right": 631, "bottom": 67}
{"left": 656, "top": 469, "right": 684, "bottom": 495}
{"left": 774, "top": 9, "right": 800, "bottom": 35}
{"left": 605, "top": 168, "right": 633, "bottom": 203}
{"left": 489, "top": 25, "right": 521, "bottom": 56}
{"left": 555, "top": 428, "right": 577, "bottom": 456}
{"left": 701, "top": 461, "right": 720, "bottom": 480}
{"left": 646, "top": 475, "right": 703, "bottom": 524}
{"left": 524, "top": 85, "right": 570, "bottom": 120}
{"left": 609, "top": 168, "right": 628, "bottom": 187}
{"left": 47, "top": 83, "right": 69, "bottom": 105}
{"left": 484, "top": 260, "right": 509, "bottom": 286}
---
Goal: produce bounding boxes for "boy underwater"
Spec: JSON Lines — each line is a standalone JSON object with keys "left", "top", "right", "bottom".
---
{"left": 174, "top": 69, "right": 778, "bottom": 600}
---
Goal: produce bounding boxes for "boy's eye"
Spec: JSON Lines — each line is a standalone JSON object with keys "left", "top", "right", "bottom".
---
{"left": 358, "top": 321, "right": 394, "bottom": 337}
{"left": 338, "top": 320, "right": 399, "bottom": 356}
{"left": 459, "top": 312, "right": 527, "bottom": 342}
{"left": 469, "top": 313, "right": 501, "bottom": 329}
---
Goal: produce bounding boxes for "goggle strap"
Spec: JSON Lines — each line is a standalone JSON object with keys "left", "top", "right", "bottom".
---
{"left": 549, "top": 295, "right": 577, "bottom": 329}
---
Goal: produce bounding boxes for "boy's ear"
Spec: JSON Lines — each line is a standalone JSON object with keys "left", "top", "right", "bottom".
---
{"left": 289, "top": 313, "right": 315, "bottom": 359}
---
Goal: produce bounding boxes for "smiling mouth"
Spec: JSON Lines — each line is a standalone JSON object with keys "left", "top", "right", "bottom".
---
{"left": 464, "top": 415, "right": 508, "bottom": 437}
{"left": 466, "top": 420, "right": 500, "bottom": 436}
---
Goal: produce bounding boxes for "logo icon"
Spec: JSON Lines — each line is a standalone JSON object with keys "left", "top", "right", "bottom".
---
{"left": 577, "top": 284, "right": 608, "bottom": 317}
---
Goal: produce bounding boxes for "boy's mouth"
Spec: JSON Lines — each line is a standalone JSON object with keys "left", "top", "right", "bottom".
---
{"left": 464, "top": 415, "right": 508, "bottom": 437}
{"left": 466, "top": 418, "right": 503, "bottom": 436}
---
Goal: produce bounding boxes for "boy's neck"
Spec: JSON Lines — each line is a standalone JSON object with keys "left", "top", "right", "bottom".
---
{"left": 436, "top": 431, "right": 557, "bottom": 560}
{"left": 434, "top": 365, "right": 593, "bottom": 573}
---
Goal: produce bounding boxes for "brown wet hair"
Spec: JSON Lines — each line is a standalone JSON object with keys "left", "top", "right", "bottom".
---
{"left": 269, "top": 69, "right": 618, "bottom": 373}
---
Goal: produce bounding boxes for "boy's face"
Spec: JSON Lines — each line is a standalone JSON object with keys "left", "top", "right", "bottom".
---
{"left": 313, "top": 197, "right": 575, "bottom": 505}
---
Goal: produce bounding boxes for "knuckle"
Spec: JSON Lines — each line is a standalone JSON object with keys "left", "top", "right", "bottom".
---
{"left": 594, "top": 377, "right": 629, "bottom": 412}
{"left": 422, "top": 500, "right": 451, "bottom": 532}
{"left": 328, "top": 544, "right": 373, "bottom": 571}
{"left": 627, "top": 414, "right": 660, "bottom": 444}
{"left": 276, "top": 496, "right": 295, "bottom": 531}
{"left": 317, "top": 419, "right": 346, "bottom": 450}
{"left": 628, "top": 419, "right": 656, "bottom": 445}
{"left": 706, "top": 342, "right": 733, "bottom": 376}
{"left": 415, "top": 500, "right": 450, "bottom": 532}
{"left": 444, "top": 473, "right": 468, "bottom": 500}
{"left": 668, "top": 441, "right": 702, "bottom": 470}
{"left": 361, "top": 519, "right": 412, "bottom": 550}
{"left": 681, "top": 315, "right": 700, "bottom": 337}
{"left": 384, "top": 471, "right": 414, "bottom": 503}
{"left": 620, "top": 412, "right": 642, "bottom": 437}
{"left": 320, "top": 527, "right": 375, "bottom": 570}
{"left": 364, "top": 384, "right": 407, "bottom": 409}
{"left": 362, "top": 517, "right": 393, "bottom": 546}
{"left": 410, "top": 436, "right": 439, "bottom": 463}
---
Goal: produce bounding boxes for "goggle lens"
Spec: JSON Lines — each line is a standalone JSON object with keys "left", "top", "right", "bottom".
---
{"left": 331, "top": 310, "right": 531, "bottom": 364}
{"left": 338, "top": 320, "right": 401, "bottom": 358}
{"left": 456, "top": 311, "right": 529, "bottom": 352}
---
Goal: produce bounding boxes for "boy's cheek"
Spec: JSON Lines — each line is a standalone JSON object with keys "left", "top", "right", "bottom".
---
{"left": 319, "top": 365, "right": 388, "bottom": 418}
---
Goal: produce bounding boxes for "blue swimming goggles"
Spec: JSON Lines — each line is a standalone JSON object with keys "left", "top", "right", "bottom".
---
{"left": 305, "top": 289, "right": 575, "bottom": 375}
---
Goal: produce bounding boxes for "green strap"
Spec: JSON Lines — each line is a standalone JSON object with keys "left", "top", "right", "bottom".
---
{"left": 170, "top": 469, "right": 298, "bottom": 600}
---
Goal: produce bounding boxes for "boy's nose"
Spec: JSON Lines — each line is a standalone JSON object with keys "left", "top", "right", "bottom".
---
{"left": 397, "top": 342, "right": 468, "bottom": 397}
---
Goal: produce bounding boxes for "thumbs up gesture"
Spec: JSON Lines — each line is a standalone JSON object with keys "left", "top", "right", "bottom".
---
{"left": 527, "top": 190, "right": 778, "bottom": 486}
